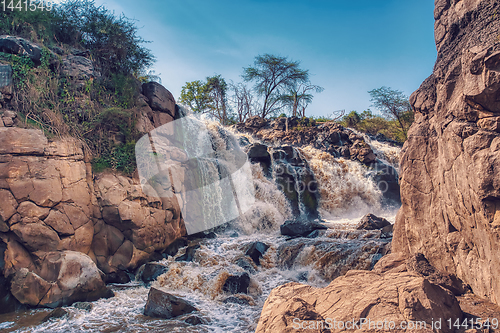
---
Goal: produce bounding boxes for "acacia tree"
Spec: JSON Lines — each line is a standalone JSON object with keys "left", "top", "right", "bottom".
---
{"left": 280, "top": 82, "right": 324, "bottom": 117}
{"left": 242, "top": 54, "right": 309, "bottom": 118}
{"left": 368, "top": 86, "right": 413, "bottom": 139}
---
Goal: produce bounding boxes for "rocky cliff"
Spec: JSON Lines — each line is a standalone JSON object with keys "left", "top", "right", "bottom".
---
{"left": 393, "top": 0, "right": 500, "bottom": 305}
{"left": 0, "top": 81, "right": 186, "bottom": 310}
{"left": 254, "top": 0, "right": 500, "bottom": 330}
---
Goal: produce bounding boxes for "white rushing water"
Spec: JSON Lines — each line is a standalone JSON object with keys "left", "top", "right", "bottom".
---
{"left": 4, "top": 119, "right": 401, "bottom": 333}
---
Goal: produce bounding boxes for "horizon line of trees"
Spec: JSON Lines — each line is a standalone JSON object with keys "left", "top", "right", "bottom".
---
{"left": 179, "top": 54, "right": 324, "bottom": 125}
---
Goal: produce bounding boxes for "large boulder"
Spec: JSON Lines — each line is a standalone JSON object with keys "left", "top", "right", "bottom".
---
{"left": 61, "top": 55, "right": 100, "bottom": 84}
{"left": 280, "top": 219, "right": 327, "bottom": 238}
{"left": 276, "top": 232, "right": 390, "bottom": 281}
{"left": 10, "top": 251, "right": 112, "bottom": 308}
{"left": 255, "top": 270, "right": 463, "bottom": 333}
{"left": 356, "top": 213, "right": 391, "bottom": 230}
{"left": 0, "top": 35, "right": 42, "bottom": 65}
{"left": 222, "top": 272, "right": 250, "bottom": 294}
{"left": 246, "top": 143, "right": 271, "bottom": 177}
{"left": 393, "top": 0, "right": 500, "bottom": 305}
{"left": 142, "top": 82, "right": 176, "bottom": 118}
{"left": 245, "top": 241, "right": 269, "bottom": 266}
{"left": 144, "top": 287, "right": 197, "bottom": 319}
{"left": 137, "top": 262, "right": 169, "bottom": 284}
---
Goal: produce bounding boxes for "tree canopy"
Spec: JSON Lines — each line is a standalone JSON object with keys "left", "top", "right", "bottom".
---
{"left": 179, "top": 74, "right": 230, "bottom": 124}
{"left": 242, "top": 54, "right": 310, "bottom": 118}
{"left": 368, "top": 86, "right": 413, "bottom": 139}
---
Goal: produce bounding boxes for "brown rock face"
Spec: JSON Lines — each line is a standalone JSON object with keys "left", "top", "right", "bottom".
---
{"left": 393, "top": 0, "right": 500, "bottom": 304}
{"left": 10, "top": 251, "right": 112, "bottom": 308}
{"left": 0, "top": 126, "right": 186, "bottom": 310}
{"left": 255, "top": 270, "right": 462, "bottom": 333}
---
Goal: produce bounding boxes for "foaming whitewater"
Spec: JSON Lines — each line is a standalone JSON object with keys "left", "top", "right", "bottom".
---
{"left": 6, "top": 118, "right": 401, "bottom": 333}
{"left": 236, "top": 163, "right": 292, "bottom": 234}
{"left": 299, "top": 145, "right": 383, "bottom": 219}
{"left": 359, "top": 132, "right": 401, "bottom": 170}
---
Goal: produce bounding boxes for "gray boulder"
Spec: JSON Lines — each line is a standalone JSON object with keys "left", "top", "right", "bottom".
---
{"left": 0, "top": 35, "right": 42, "bottom": 65}
{"left": 142, "top": 82, "right": 176, "bottom": 118}
{"left": 144, "top": 287, "right": 197, "bottom": 319}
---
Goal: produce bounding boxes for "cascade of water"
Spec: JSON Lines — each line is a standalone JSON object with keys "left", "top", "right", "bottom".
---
{"left": 10, "top": 119, "right": 402, "bottom": 333}
{"left": 299, "top": 145, "right": 384, "bottom": 219}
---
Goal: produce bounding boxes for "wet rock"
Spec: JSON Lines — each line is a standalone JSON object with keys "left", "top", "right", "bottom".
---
{"left": 367, "top": 160, "right": 401, "bottom": 206}
{"left": 144, "top": 287, "right": 197, "bottom": 319}
{"left": 256, "top": 270, "right": 463, "bottom": 333}
{"left": 73, "top": 302, "right": 93, "bottom": 312}
{"left": 138, "top": 262, "right": 169, "bottom": 284}
{"left": 305, "top": 229, "right": 324, "bottom": 238}
{"left": 105, "top": 270, "right": 131, "bottom": 284}
{"left": 42, "top": 307, "right": 68, "bottom": 322}
{"left": 223, "top": 295, "right": 254, "bottom": 306}
{"left": 184, "top": 314, "right": 207, "bottom": 325}
{"left": 164, "top": 238, "right": 188, "bottom": 257}
{"left": 245, "top": 242, "right": 269, "bottom": 266}
{"left": 175, "top": 244, "right": 200, "bottom": 262}
{"left": 235, "top": 257, "right": 256, "bottom": 274}
{"left": 277, "top": 235, "right": 390, "bottom": 281}
{"left": 356, "top": 213, "right": 391, "bottom": 230}
{"left": 246, "top": 143, "right": 271, "bottom": 176}
{"left": 271, "top": 147, "right": 320, "bottom": 218}
{"left": 222, "top": 272, "right": 250, "bottom": 294}
{"left": 280, "top": 219, "right": 327, "bottom": 237}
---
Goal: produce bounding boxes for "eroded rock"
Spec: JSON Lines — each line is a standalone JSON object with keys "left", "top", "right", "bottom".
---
{"left": 393, "top": 0, "right": 500, "bottom": 305}
{"left": 10, "top": 251, "right": 112, "bottom": 308}
{"left": 256, "top": 270, "right": 463, "bottom": 333}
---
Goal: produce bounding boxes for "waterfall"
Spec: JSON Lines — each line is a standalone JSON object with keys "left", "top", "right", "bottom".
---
{"left": 11, "top": 117, "right": 402, "bottom": 333}
{"left": 135, "top": 112, "right": 256, "bottom": 235}
{"left": 299, "top": 145, "right": 384, "bottom": 219}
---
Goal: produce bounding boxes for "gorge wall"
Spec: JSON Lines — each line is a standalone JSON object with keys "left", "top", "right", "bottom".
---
{"left": 393, "top": 0, "right": 500, "bottom": 304}
{"left": 0, "top": 81, "right": 186, "bottom": 310}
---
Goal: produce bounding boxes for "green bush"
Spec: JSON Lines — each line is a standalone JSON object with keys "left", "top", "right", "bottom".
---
{"left": 339, "top": 110, "right": 412, "bottom": 143}
{"left": 0, "top": 1, "right": 155, "bottom": 175}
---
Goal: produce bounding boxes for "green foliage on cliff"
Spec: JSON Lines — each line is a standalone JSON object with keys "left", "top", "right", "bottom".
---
{"left": 0, "top": 0, "right": 154, "bottom": 174}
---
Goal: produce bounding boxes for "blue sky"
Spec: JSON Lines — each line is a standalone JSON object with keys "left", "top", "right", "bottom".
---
{"left": 94, "top": 0, "right": 437, "bottom": 118}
